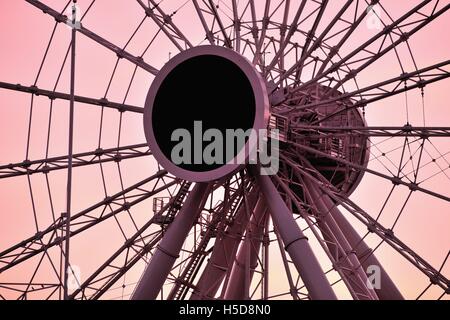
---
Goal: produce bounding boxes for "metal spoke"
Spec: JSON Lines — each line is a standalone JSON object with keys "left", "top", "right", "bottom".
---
{"left": 0, "top": 171, "right": 174, "bottom": 272}
{"left": 294, "top": 1, "right": 448, "bottom": 94}
{"left": 265, "top": 0, "right": 307, "bottom": 75}
{"left": 0, "top": 81, "right": 143, "bottom": 114}
{"left": 0, "top": 144, "right": 150, "bottom": 179}
{"left": 136, "top": 0, "right": 193, "bottom": 51}
{"left": 207, "top": 0, "right": 233, "bottom": 48}
{"left": 274, "top": 0, "right": 358, "bottom": 86}
{"left": 290, "top": 160, "right": 449, "bottom": 292}
{"left": 70, "top": 181, "right": 194, "bottom": 299}
{"left": 290, "top": 125, "right": 450, "bottom": 138}
{"left": 282, "top": 60, "right": 450, "bottom": 114}
{"left": 25, "top": 0, "right": 159, "bottom": 75}
{"left": 285, "top": 143, "right": 450, "bottom": 202}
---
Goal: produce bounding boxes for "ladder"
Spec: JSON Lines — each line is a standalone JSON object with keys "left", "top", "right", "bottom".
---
{"left": 153, "top": 181, "right": 192, "bottom": 225}
{"left": 169, "top": 187, "right": 243, "bottom": 300}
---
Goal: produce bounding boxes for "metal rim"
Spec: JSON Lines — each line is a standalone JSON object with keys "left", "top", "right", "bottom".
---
{"left": 143, "top": 45, "right": 269, "bottom": 182}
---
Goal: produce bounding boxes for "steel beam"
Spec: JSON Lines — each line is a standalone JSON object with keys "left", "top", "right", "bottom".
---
{"left": 167, "top": 183, "right": 245, "bottom": 300}
{"left": 207, "top": 0, "right": 232, "bottom": 48}
{"left": 275, "top": 0, "right": 356, "bottom": 85}
{"left": 0, "top": 171, "right": 172, "bottom": 272}
{"left": 231, "top": 0, "right": 241, "bottom": 53}
{"left": 0, "top": 81, "right": 143, "bottom": 114}
{"left": 137, "top": 0, "right": 193, "bottom": 51}
{"left": 192, "top": 0, "right": 215, "bottom": 45}
{"left": 298, "top": 159, "right": 403, "bottom": 299}
{"left": 288, "top": 143, "right": 450, "bottom": 203}
{"left": 276, "top": 60, "right": 450, "bottom": 112}
{"left": 326, "top": 2, "right": 450, "bottom": 96}
{"left": 70, "top": 184, "right": 191, "bottom": 300}
{"left": 252, "top": 167, "right": 337, "bottom": 300}
{"left": 252, "top": 0, "right": 271, "bottom": 65}
{"left": 0, "top": 143, "right": 150, "bottom": 179}
{"left": 190, "top": 190, "right": 258, "bottom": 300}
{"left": 223, "top": 196, "right": 268, "bottom": 299}
{"left": 290, "top": 125, "right": 450, "bottom": 138}
{"left": 265, "top": 0, "right": 307, "bottom": 74}
{"left": 294, "top": 0, "right": 329, "bottom": 82}
{"left": 324, "top": 194, "right": 404, "bottom": 300}
{"left": 132, "top": 182, "right": 211, "bottom": 300}
{"left": 25, "top": 0, "right": 159, "bottom": 75}
{"left": 63, "top": 8, "right": 77, "bottom": 298}
{"left": 292, "top": 159, "right": 449, "bottom": 292}
{"left": 303, "top": 177, "right": 378, "bottom": 300}
{"left": 293, "top": 0, "right": 442, "bottom": 92}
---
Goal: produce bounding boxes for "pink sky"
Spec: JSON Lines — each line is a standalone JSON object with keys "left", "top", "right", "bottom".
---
{"left": 0, "top": 0, "right": 449, "bottom": 300}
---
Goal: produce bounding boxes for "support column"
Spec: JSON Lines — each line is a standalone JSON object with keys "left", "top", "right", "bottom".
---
{"left": 132, "top": 182, "right": 211, "bottom": 300}
{"left": 64, "top": 1, "right": 77, "bottom": 300}
{"left": 252, "top": 168, "right": 337, "bottom": 300}
{"left": 190, "top": 190, "right": 258, "bottom": 300}
{"left": 223, "top": 197, "right": 268, "bottom": 299}
{"left": 322, "top": 194, "right": 404, "bottom": 300}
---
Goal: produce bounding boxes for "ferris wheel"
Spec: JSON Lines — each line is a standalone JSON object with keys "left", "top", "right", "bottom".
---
{"left": 0, "top": 0, "right": 449, "bottom": 300}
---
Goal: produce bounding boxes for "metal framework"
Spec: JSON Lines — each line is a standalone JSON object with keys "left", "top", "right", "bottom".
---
{"left": 0, "top": 0, "right": 449, "bottom": 300}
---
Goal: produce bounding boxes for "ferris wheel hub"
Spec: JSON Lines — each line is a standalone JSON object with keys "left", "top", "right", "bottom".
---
{"left": 144, "top": 46, "right": 269, "bottom": 182}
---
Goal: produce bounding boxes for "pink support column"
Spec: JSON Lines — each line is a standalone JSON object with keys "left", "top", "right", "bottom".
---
{"left": 296, "top": 159, "right": 404, "bottom": 300}
{"left": 132, "top": 182, "right": 211, "bottom": 300}
{"left": 304, "top": 178, "right": 378, "bottom": 300}
{"left": 223, "top": 197, "right": 268, "bottom": 299}
{"left": 321, "top": 194, "right": 404, "bottom": 300}
{"left": 252, "top": 168, "right": 337, "bottom": 300}
{"left": 190, "top": 190, "right": 258, "bottom": 300}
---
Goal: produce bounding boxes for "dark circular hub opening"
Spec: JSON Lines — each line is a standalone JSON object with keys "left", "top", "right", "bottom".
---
{"left": 152, "top": 54, "right": 256, "bottom": 172}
